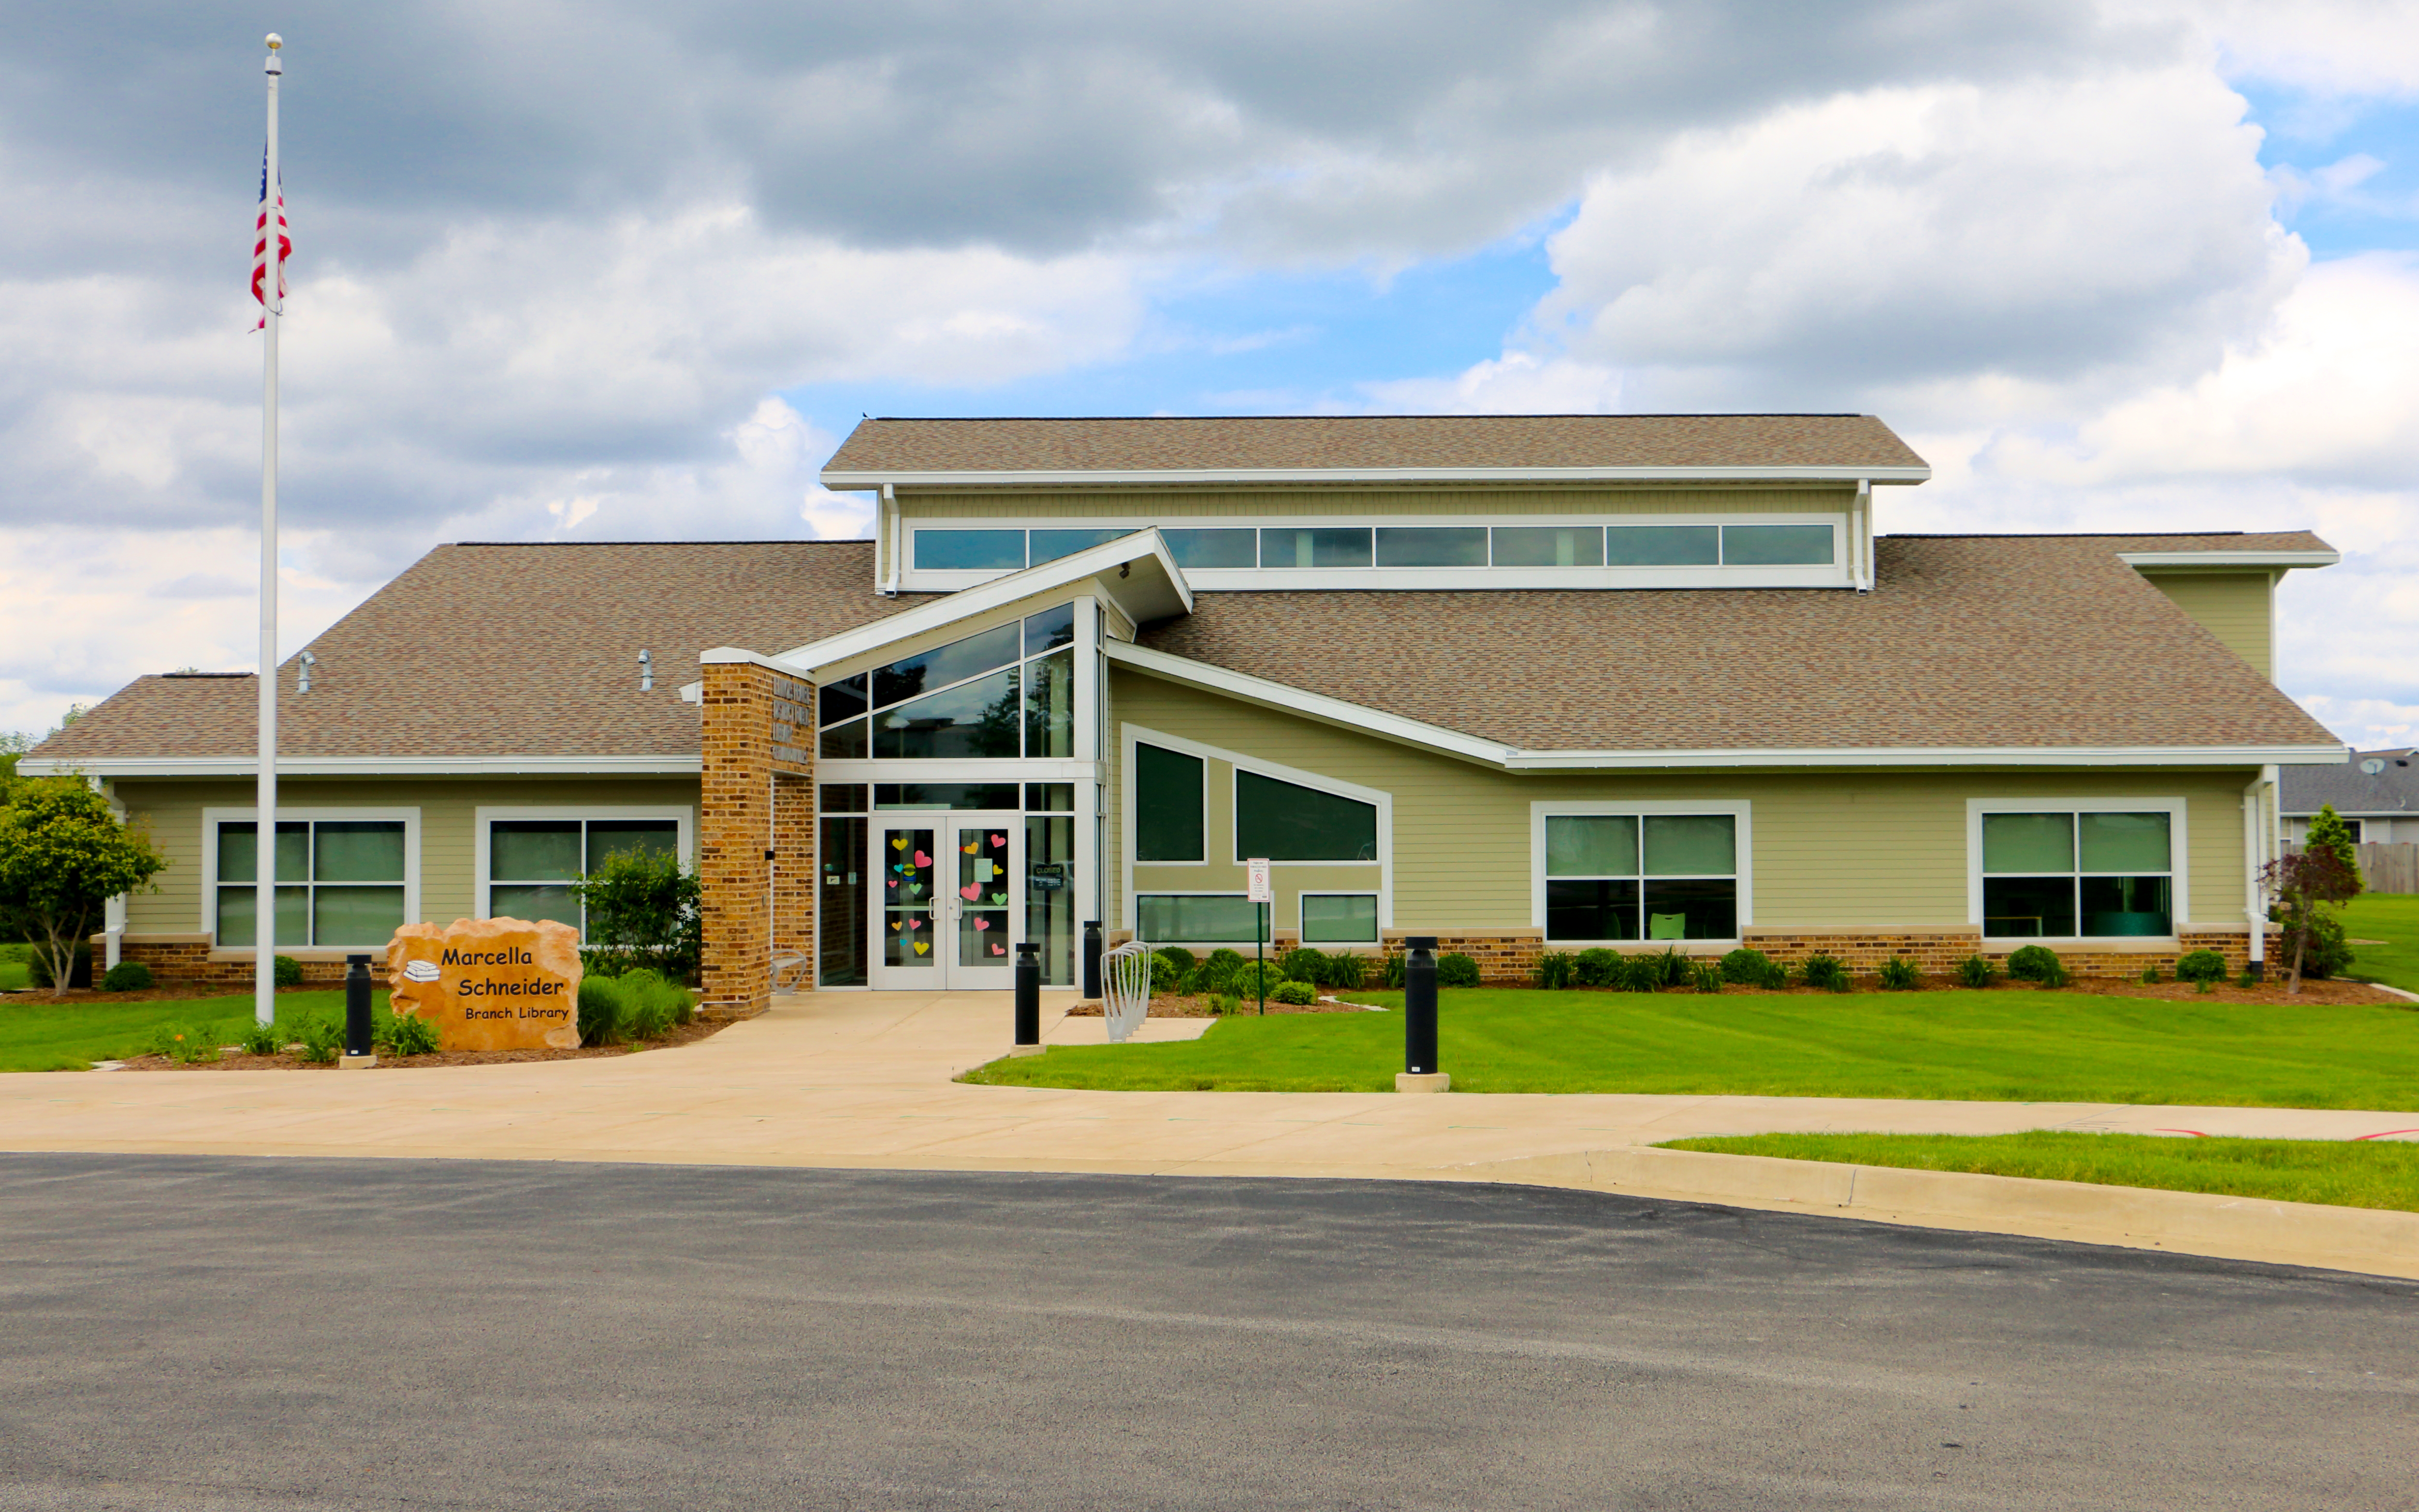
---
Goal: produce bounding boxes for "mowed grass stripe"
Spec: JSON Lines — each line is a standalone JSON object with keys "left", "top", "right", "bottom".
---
{"left": 0, "top": 991, "right": 379, "bottom": 1073}
{"left": 962, "top": 989, "right": 2419, "bottom": 1107}
{"left": 1659, "top": 1130, "right": 2419, "bottom": 1213}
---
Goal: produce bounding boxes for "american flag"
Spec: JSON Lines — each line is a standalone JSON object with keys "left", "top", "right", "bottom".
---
{"left": 252, "top": 149, "right": 289, "bottom": 329}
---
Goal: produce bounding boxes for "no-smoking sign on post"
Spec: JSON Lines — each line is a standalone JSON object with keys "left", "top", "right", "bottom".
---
{"left": 1247, "top": 858, "right": 1272, "bottom": 1014}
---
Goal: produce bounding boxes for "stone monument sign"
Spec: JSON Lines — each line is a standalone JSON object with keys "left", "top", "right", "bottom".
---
{"left": 387, "top": 916, "right": 583, "bottom": 1051}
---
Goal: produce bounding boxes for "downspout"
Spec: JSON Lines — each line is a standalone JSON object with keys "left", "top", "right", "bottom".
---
{"left": 1854, "top": 478, "right": 1874, "bottom": 593}
{"left": 89, "top": 776, "right": 126, "bottom": 972}
{"left": 879, "top": 483, "right": 900, "bottom": 596}
{"left": 2244, "top": 766, "right": 2277, "bottom": 973}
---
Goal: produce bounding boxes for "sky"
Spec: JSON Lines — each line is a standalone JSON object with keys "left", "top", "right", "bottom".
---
{"left": 2, "top": 0, "right": 2416, "bottom": 747}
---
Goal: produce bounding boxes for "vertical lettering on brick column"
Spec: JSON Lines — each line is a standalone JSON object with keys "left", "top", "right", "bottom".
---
{"left": 699, "top": 658, "right": 815, "bottom": 1018}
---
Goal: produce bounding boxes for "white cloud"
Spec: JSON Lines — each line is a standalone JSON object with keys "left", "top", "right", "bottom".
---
{"left": 1359, "top": 353, "right": 1621, "bottom": 414}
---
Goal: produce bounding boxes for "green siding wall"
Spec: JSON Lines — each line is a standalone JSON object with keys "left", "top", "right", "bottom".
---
{"left": 1113, "top": 669, "right": 2255, "bottom": 933}
{"left": 2142, "top": 571, "right": 2274, "bottom": 680}
{"left": 112, "top": 776, "right": 700, "bottom": 936}
{"left": 903, "top": 484, "right": 1849, "bottom": 521}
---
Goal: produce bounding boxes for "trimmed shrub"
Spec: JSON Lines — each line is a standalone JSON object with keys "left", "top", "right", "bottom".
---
{"left": 1436, "top": 952, "right": 1481, "bottom": 989}
{"left": 1878, "top": 956, "right": 1921, "bottom": 991}
{"left": 2005, "top": 945, "right": 2068, "bottom": 987}
{"left": 1231, "top": 961, "right": 1285, "bottom": 1002}
{"left": 1574, "top": 947, "right": 1622, "bottom": 988}
{"left": 1326, "top": 952, "right": 1367, "bottom": 992}
{"left": 1270, "top": 980, "right": 1319, "bottom": 1006}
{"left": 1204, "top": 947, "right": 1247, "bottom": 982}
{"left": 1278, "top": 947, "right": 1331, "bottom": 987}
{"left": 2173, "top": 949, "right": 2227, "bottom": 985}
{"left": 1536, "top": 950, "right": 1576, "bottom": 990}
{"left": 1688, "top": 960, "right": 1724, "bottom": 994}
{"left": 274, "top": 954, "right": 303, "bottom": 988}
{"left": 1801, "top": 954, "right": 1851, "bottom": 992}
{"left": 1955, "top": 954, "right": 1996, "bottom": 989}
{"left": 1155, "top": 945, "right": 1198, "bottom": 974}
{"left": 1148, "top": 953, "right": 1186, "bottom": 996}
{"left": 1719, "top": 947, "right": 1774, "bottom": 986}
{"left": 379, "top": 1012, "right": 441, "bottom": 1057}
{"left": 2139, "top": 962, "right": 2160, "bottom": 985}
{"left": 101, "top": 960, "right": 154, "bottom": 992}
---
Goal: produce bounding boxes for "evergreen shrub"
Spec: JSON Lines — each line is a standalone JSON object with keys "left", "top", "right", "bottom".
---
{"left": 2173, "top": 949, "right": 2227, "bottom": 985}
{"left": 1278, "top": 947, "right": 1331, "bottom": 986}
{"left": 2006, "top": 945, "right": 2068, "bottom": 986}
{"left": 1718, "top": 947, "right": 1773, "bottom": 986}
{"left": 101, "top": 960, "right": 153, "bottom": 992}
{"left": 1574, "top": 947, "right": 1622, "bottom": 988}
{"left": 1436, "top": 952, "right": 1481, "bottom": 989}
{"left": 1270, "top": 980, "right": 1318, "bottom": 1005}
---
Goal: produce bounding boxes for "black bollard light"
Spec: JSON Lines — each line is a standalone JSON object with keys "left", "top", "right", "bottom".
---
{"left": 1399, "top": 936, "right": 1445, "bottom": 1092}
{"left": 343, "top": 953, "right": 374, "bottom": 1063}
{"left": 1012, "top": 941, "right": 1043, "bottom": 1055}
{"left": 1082, "top": 920, "right": 1103, "bottom": 1000}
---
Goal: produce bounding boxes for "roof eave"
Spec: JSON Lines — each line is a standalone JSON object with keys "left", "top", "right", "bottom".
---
{"left": 821, "top": 464, "right": 1933, "bottom": 490}
{"left": 15, "top": 755, "right": 705, "bottom": 779}
{"left": 2120, "top": 549, "right": 2341, "bottom": 569}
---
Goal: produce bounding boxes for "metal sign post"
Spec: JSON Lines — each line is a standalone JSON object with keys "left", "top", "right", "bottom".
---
{"left": 1246, "top": 857, "right": 1272, "bottom": 1016}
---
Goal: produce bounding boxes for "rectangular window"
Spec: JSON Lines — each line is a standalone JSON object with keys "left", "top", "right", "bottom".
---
{"left": 487, "top": 817, "right": 679, "bottom": 935}
{"left": 872, "top": 622, "right": 1021, "bottom": 710}
{"left": 819, "top": 815, "right": 868, "bottom": 987}
{"left": 1543, "top": 812, "right": 1737, "bottom": 942}
{"left": 1029, "top": 528, "right": 1131, "bottom": 566}
{"left": 874, "top": 783, "right": 1021, "bottom": 810}
{"left": 839, "top": 604, "right": 1082, "bottom": 761}
{"left": 1135, "top": 742, "right": 1205, "bottom": 862}
{"left": 1260, "top": 526, "right": 1372, "bottom": 570}
{"left": 1023, "top": 647, "right": 1075, "bottom": 758}
{"left": 914, "top": 529, "right": 1026, "bottom": 571}
{"left": 1491, "top": 526, "right": 1603, "bottom": 567}
{"left": 1026, "top": 814, "right": 1077, "bottom": 985}
{"left": 1981, "top": 810, "right": 2172, "bottom": 938}
{"left": 1722, "top": 523, "right": 1834, "bottom": 566}
{"left": 1235, "top": 770, "right": 1377, "bottom": 862}
{"left": 1025, "top": 783, "right": 1075, "bottom": 813}
{"left": 1301, "top": 893, "right": 1379, "bottom": 944}
{"left": 875, "top": 665, "right": 1020, "bottom": 758}
{"left": 820, "top": 784, "right": 868, "bottom": 814}
{"left": 1162, "top": 528, "right": 1259, "bottom": 569}
{"left": 1138, "top": 894, "right": 1264, "bottom": 943}
{"left": 215, "top": 818, "right": 407, "bottom": 948}
{"left": 1375, "top": 526, "right": 1487, "bottom": 567}
{"left": 1605, "top": 525, "right": 1719, "bottom": 566}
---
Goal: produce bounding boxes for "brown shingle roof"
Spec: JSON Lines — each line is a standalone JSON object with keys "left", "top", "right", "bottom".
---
{"left": 33, "top": 531, "right": 2338, "bottom": 766}
{"left": 823, "top": 414, "right": 1928, "bottom": 478}
{"left": 33, "top": 542, "right": 920, "bottom": 762}
{"left": 1132, "top": 533, "right": 2341, "bottom": 753}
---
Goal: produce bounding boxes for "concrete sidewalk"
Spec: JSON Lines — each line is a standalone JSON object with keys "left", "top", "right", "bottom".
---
{"left": 4, "top": 989, "right": 2414, "bottom": 1275}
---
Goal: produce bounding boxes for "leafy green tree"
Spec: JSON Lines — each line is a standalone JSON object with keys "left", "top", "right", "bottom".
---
{"left": 567, "top": 848, "right": 702, "bottom": 981}
{"left": 2305, "top": 803, "right": 2364, "bottom": 892}
{"left": 2260, "top": 843, "right": 2362, "bottom": 995}
{"left": 0, "top": 779, "right": 168, "bottom": 999}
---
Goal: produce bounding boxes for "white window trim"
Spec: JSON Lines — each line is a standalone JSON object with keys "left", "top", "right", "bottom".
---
{"left": 1298, "top": 889, "right": 1383, "bottom": 945}
{"left": 905, "top": 514, "right": 1850, "bottom": 593}
{"left": 474, "top": 805, "right": 697, "bottom": 930}
{"left": 1122, "top": 723, "right": 1393, "bottom": 935}
{"left": 1966, "top": 797, "right": 2190, "bottom": 942}
{"left": 198, "top": 806, "right": 423, "bottom": 947}
{"left": 1529, "top": 800, "right": 1754, "bottom": 944}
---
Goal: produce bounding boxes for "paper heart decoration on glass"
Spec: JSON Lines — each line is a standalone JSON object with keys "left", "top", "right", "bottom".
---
{"left": 914, "top": 942, "right": 930, "bottom": 955}
{"left": 990, "top": 892, "right": 1007, "bottom": 905}
{"left": 991, "top": 943, "right": 1005, "bottom": 955}
{"left": 974, "top": 917, "right": 990, "bottom": 930}
{"left": 991, "top": 834, "right": 1006, "bottom": 847}
{"left": 913, "top": 850, "right": 931, "bottom": 867}
{"left": 962, "top": 840, "right": 978, "bottom": 854}
{"left": 960, "top": 884, "right": 981, "bottom": 900}
{"left": 906, "top": 884, "right": 923, "bottom": 898}
{"left": 904, "top": 917, "right": 921, "bottom": 930}
{"left": 887, "top": 879, "right": 898, "bottom": 889}
{"left": 891, "top": 837, "right": 906, "bottom": 850}
{"left": 889, "top": 919, "right": 902, "bottom": 931}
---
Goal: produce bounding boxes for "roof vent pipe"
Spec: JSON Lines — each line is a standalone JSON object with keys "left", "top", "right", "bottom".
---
{"left": 297, "top": 650, "right": 315, "bottom": 694}
{"left": 639, "top": 649, "right": 653, "bottom": 692}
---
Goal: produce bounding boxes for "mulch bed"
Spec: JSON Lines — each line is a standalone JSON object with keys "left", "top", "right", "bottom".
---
{"left": 113, "top": 1018, "right": 732, "bottom": 1071}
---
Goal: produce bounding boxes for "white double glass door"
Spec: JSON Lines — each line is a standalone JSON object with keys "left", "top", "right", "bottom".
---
{"left": 871, "top": 812, "right": 1020, "bottom": 990}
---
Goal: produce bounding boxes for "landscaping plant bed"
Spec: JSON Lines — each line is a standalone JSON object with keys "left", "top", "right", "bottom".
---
{"left": 115, "top": 1017, "right": 731, "bottom": 1071}
{"left": 1479, "top": 975, "right": 2406, "bottom": 1007}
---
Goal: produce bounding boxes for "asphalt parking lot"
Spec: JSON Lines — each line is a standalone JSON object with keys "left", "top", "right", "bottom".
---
{"left": 0, "top": 1154, "right": 2410, "bottom": 1510}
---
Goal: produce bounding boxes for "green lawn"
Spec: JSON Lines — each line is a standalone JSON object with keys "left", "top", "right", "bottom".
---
{"left": 0, "top": 944, "right": 29, "bottom": 993}
{"left": 963, "top": 988, "right": 2419, "bottom": 1107}
{"left": 2344, "top": 893, "right": 2419, "bottom": 994}
{"left": 1660, "top": 1131, "right": 2419, "bottom": 1213}
{"left": 0, "top": 990, "right": 387, "bottom": 1073}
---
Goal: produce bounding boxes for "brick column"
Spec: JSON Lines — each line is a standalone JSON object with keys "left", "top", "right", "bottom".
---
{"left": 698, "top": 653, "right": 813, "bottom": 1018}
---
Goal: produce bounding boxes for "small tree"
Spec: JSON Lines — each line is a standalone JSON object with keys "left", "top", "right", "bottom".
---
{"left": 0, "top": 778, "right": 168, "bottom": 1000}
{"left": 2305, "top": 803, "right": 2365, "bottom": 893}
{"left": 2259, "top": 843, "right": 2362, "bottom": 995}
{"left": 567, "top": 848, "right": 701, "bottom": 981}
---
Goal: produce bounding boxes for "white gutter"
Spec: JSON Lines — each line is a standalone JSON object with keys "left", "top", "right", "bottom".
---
{"left": 824, "top": 464, "right": 1932, "bottom": 489}
{"left": 16, "top": 754, "right": 703, "bottom": 779}
{"left": 1105, "top": 641, "right": 2347, "bottom": 772}
{"left": 879, "top": 483, "right": 901, "bottom": 595}
{"left": 2244, "top": 771, "right": 2270, "bottom": 968}
{"left": 2118, "top": 550, "right": 2340, "bottom": 569}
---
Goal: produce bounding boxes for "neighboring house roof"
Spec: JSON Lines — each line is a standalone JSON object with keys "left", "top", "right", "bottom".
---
{"left": 28, "top": 530, "right": 2342, "bottom": 776}
{"left": 823, "top": 414, "right": 1931, "bottom": 484}
{"left": 1131, "top": 533, "right": 2342, "bottom": 759}
{"left": 27, "top": 543, "right": 925, "bottom": 771}
{"left": 2281, "top": 750, "right": 2419, "bottom": 816}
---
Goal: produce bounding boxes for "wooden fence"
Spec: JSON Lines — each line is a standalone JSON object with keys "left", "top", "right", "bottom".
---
{"left": 2358, "top": 843, "right": 2419, "bottom": 894}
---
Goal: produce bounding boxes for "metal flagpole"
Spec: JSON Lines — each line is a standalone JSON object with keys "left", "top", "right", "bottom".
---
{"left": 255, "top": 33, "right": 283, "bottom": 1029}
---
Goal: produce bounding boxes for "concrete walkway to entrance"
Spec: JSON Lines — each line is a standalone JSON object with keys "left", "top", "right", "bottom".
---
{"left": 4, "top": 990, "right": 2415, "bottom": 1276}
